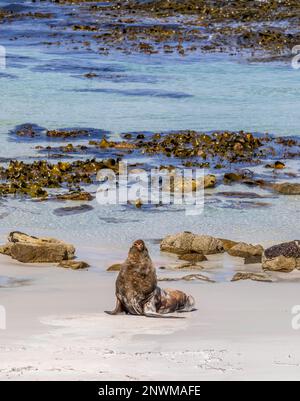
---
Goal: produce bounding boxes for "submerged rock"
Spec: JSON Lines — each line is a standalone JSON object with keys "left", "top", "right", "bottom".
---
{"left": 231, "top": 272, "right": 272, "bottom": 282}
{"left": 160, "top": 232, "right": 224, "bottom": 255}
{"left": 262, "top": 241, "right": 300, "bottom": 272}
{"left": 53, "top": 204, "right": 94, "bottom": 216}
{"left": 58, "top": 260, "right": 90, "bottom": 270}
{"left": 159, "top": 262, "right": 204, "bottom": 271}
{"left": 0, "top": 232, "right": 75, "bottom": 263}
{"left": 272, "top": 183, "right": 300, "bottom": 195}
{"left": 158, "top": 273, "right": 215, "bottom": 283}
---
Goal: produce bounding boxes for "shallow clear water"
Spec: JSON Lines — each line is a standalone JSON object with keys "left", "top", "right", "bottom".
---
{"left": 0, "top": 1, "right": 299, "bottom": 262}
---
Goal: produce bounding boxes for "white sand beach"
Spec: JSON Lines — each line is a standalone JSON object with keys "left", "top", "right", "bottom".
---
{"left": 1, "top": 249, "right": 300, "bottom": 381}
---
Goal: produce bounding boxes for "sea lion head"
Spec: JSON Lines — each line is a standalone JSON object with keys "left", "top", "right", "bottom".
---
{"left": 133, "top": 239, "right": 145, "bottom": 252}
{"left": 128, "top": 239, "right": 149, "bottom": 262}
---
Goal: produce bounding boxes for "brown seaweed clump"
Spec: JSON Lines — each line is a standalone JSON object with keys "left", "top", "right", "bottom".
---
{"left": 0, "top": 158, "right": 118, "bottom": 199}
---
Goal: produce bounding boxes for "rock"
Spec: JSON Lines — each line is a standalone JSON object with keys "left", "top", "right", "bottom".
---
{"left": 182, "top": 273, "right": 215, "bottom": 282}
{"left": 227, "top": 242, "right": 263, "bottom": 258}
{"left": 160, "top": 232, "right": 195, "bottom": 254}
{"left": 204, "top": 175, "right": 216, "bottom": 189}
{"left": 262, "top": 255, "right": 296, "bottom": 272}
{"left": 262, "top": 241, "right": 300, "bottom": 272}
{"left": 272, "top": 183, "right": 300, "bottom": 195}
{"left": 0, "top": 231, "right": 75, "bottom": 263}
{"left": 158, "top": 273, "right": 215, "bottom": 283}
{"left": 191, "top": 235, "right": 224, "bottom": 255}
{"left": 160, "top": 232, "right": 224, "bottom": 255}
{"left": 134, "top": 199, "right": 143, "bottom": 209}
{"left": 219, "top": 238, "right": 238, "bottom": 252}
{"left": 244, "top": 255, "right": 262, "bottom": 264}
{"left": 160, "top": 262, "right": 204, "bottom": 271}
{"left": 231, "top": 272, "right": 272, "bottom": 282}
{"left": 58, "top": 260, "right": 89, "bottom": 270}
{"left": 178, "top": 252, "right": 207, "bottom": 262}
{"left": 265, "top": 161, "right": 285, "bottom": 169}
{"left": 170, "top": 174, "right": 216, "bottom": 193}
{"left": 107, "top": 263, "right": 122, "bottom": 271}
{"left": 0, "top": 243, "right": 11, "bottom": 256}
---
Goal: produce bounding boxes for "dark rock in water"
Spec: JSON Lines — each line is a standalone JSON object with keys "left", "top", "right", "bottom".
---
{"left": 9, "top": 124, "right": 107, "bottom": 142}
{"left": 231, "top": 272, "right": 272, "bottom": 282}
{"left": 58, "top": 260, "right": 90, "bottom": 270}
{"left": 244, "top": 255, "right": 262, "bottom": 264}
{"left": 9, "top": 123, "right": 45, "bottom": 139}
{"left": 0, "top": 231, "right": 75, "bottom": 263}
{"left": 1, "top": 3, "right": 32, "bottom": 12}
{"left": 263, "top": 241, "right": 300, "bottom": 272}
{"left": 53, "top": 204, "right": 94, "bottom": 216}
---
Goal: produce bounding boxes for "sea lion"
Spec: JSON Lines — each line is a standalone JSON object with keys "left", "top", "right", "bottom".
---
{"left": 105, "top": 240, "right": 195, "bottom": 317}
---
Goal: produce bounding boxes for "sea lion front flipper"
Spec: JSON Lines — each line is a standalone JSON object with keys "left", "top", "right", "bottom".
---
{"left": 105, "top": 299, "right": 126, "bottom": 315}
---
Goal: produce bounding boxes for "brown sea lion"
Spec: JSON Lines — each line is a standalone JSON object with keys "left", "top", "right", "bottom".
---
{"left": 105, "top": 240, "right": 195, "bottom": 318}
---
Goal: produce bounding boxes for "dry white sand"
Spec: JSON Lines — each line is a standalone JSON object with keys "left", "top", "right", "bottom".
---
{"left": 1, "top": 251, "right": 300, "bottom": 381}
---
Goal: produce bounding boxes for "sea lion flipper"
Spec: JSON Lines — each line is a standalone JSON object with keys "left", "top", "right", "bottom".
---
{"left": 105, "top": 299, "right": 125, "bottom": 315}
{"left": 143, "top": 312, "right": 185, "bottom": 319}
{"left": 176, "top": 307, "right": 197, "bottom": 313}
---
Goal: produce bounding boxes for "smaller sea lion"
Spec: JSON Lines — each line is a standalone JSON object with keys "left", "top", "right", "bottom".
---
{"left": 105, "top": 240, "right": 195, "bottom": 318}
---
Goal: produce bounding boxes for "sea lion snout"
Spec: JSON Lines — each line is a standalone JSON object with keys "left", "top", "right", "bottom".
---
{"left": 133, "top": 239, "right": 145, "bottom": 251}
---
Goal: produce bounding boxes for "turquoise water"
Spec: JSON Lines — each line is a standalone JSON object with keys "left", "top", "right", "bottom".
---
{"left": 0, "top": 1, "right": 299, "bottom": 259}
{"left": 1, "top": 47, "right": 300, "bottom": 142}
